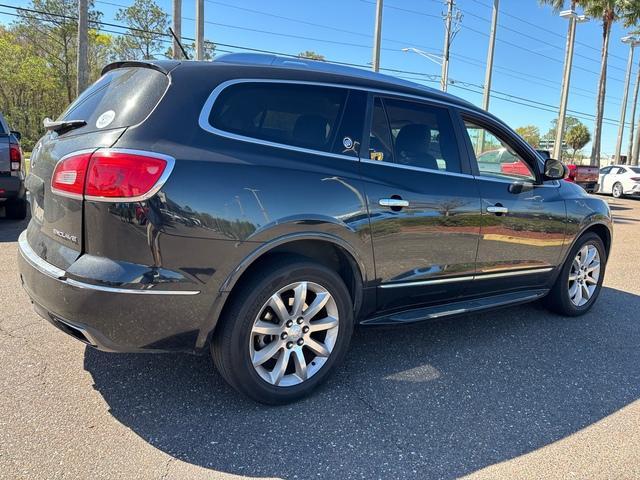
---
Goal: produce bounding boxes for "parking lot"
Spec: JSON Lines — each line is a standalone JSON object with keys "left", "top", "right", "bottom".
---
{"left": 1, "top": 197, "right": 639, "bottom": 480}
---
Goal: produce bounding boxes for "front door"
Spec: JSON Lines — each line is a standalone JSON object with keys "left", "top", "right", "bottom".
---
{"left": 458, "top": 112, "right": 566, "bottom": 295}
{"left": 361, "top": 95, "right": 482, "bottom": 312}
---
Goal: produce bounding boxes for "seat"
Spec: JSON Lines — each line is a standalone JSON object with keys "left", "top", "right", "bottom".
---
{"left": 395, "top": 124, "right": 438, "bottom": 170}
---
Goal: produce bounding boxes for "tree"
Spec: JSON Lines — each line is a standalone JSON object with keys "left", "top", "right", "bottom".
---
{"left": 581, "top": 0, "right": 639, "bottom": 166}
{"left": 565, "top": 124, "right": 591, "bottom": 160}
{"left": 13, "top": 0, "right": 102, "bottom": 103}
{"left": 114, "top": 0, "right": 168, "bottom": 60}
{"left": 515, "top": 125, "right": 541, "bottom": 147}
{"left": 297, "top": 50, "right": 325, "bottom": 61}
{"left": 547, "top": 115, "right": 581, "bottom": 140}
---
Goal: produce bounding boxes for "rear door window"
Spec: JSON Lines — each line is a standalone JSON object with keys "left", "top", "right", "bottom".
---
{"left": 368, "top": 96, "right": 462, "bottom": 173}
{"left": 59, "top": 67, "right": 169, "bottom": 134}
{"left": 209, "top": 82, "right": 348, "bottom": 152}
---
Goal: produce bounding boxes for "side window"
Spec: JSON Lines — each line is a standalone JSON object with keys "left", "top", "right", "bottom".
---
{"left": 332, "top": 90, "right": 366, "bottom": 157}
{"left": 465, "top": 121, "right": 536, "bottom": 182}
{"left": 369, "top": 97, "right": 394, "bottom": 163}
{"left": 379, "top": 97, "right": 462, "bottom": 173}
{"left": 209, "top": 83, "right": 348, "bottom": 152}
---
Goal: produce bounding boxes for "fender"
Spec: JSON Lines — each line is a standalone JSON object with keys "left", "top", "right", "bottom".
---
{"left": 195, "top": 230, "right": 370, "bottom": 350}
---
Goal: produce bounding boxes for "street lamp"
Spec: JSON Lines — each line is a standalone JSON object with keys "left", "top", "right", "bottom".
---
{"left": 402, "top": 47, "right": 447, "bottom": 91}
{"left": 553, "top": 9, "right": 588, "bottom": 162}
{"left": 615, "top": 34, "right": 640, "bottom": 162}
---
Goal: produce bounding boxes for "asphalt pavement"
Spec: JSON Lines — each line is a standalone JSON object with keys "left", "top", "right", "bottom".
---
{"left": 1, "top": 197, "right": 639, "bottom": 479}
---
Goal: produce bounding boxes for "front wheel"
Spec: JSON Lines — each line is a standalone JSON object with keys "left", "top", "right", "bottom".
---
{"left": 212, "top": 257, "right": 354, "bottom": 404}
{"left": 543, "top": 232, "right": 606, "bottom": 316}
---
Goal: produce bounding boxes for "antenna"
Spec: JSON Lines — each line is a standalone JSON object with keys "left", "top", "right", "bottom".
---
{"left": 168, "top": 27, "right": 190, "bottom": 60}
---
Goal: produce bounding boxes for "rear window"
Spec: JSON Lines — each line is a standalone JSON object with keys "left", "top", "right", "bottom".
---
{"left": 209, "top": 82, "right": 348, "bottom": 152}
{"left": 629, "top": 167, "right": 640, "bottom": 174}
{"left": 59, "top": 67, "right": 169, "bottom": 134}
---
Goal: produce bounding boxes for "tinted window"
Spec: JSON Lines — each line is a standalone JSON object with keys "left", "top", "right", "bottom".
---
{"left": 210, "top": 83, "right": 348, "bottom": 152}
{"left": 630, "top": 167, "right": 640, "bottom": 174}
{"left": 465, "top": 121, "right": 536, "bottom": 182}
{"left": 369, "top": 98, "right": 394, "bottom": 163}
{"left": 331, "top": 90, "right": 366, "bottom": 157}
{"left": 600, "top": 166, "right": 612, "bottom": 174}
{"left": 369, "top": 97, "right": 461, "bottom": 173}
{"left": 60, "top": 67, "right": 169, "bottom": 134}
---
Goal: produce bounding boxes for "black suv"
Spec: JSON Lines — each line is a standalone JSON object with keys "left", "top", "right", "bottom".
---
{"left": 18, "top": 54, "right": 612, "bottom": 404}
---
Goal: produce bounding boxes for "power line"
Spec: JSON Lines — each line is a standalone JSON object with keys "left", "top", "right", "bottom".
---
{"left": 0, "top": 2, "right": 631, "bottom": 130}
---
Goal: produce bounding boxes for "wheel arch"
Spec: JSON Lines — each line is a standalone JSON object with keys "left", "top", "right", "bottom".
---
{"left": 196, "top": 233, "right": 368, "bottom": 350}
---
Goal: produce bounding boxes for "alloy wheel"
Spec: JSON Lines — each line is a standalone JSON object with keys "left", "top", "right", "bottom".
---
{"left": 568, "top": 244, "right": 601, "bottom": 307}
{"left": 249, "top": 281, "right": 340, "bottom": 387}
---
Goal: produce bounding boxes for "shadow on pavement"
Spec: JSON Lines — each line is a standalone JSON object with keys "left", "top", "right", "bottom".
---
{"left": 0, "top": 210, "right": 29, "bottom": 243}
{"left": 84, "top": 286, "right": 640, "bottom": 479}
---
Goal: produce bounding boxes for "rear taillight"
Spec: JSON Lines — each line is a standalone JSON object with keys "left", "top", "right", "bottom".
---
{"left": 9, "top": 143, "right": 22, "bottom": 172}
{"left": 630, "top": 176, "right": 640, "bottom": 182}
{"left": 564, "top": 164, "right": 577, "bottom": 182}
{"left": 51, "top": 149, "right": 173, "bottom": 201}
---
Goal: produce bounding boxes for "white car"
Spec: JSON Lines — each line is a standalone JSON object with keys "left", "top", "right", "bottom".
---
{"left": 598, "top": 164, "right": 640, "bottom": 198}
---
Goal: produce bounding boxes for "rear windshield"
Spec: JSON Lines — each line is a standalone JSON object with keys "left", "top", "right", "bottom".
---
{"left": 59, "top": 67, "right": 169, "bottom": 134}
{"left": 629, "top": 167, "right": 640, "bottom": 174}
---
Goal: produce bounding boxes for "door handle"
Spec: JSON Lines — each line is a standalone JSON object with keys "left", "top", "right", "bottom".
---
{"left": 379, "top": 198, "right": 409, "bottom": 208}
{"left": 487, "top": 205, "right": 508, "bottom": 215}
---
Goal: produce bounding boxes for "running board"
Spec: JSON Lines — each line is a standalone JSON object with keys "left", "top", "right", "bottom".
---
{"left": 361, "top": 289, "right": 549, "bottom": 326}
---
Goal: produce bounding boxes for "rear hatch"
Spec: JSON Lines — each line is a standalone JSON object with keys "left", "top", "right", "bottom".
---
{"left": 0, "top": 115, "right": 10, "bottom": 172}
{"left": 26, "top": 65, "right": 170, "bottom": 269}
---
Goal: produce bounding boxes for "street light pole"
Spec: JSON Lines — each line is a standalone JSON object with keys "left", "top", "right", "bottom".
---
{"left": 372, "top": 0, "right": 384, "bottom": 72}
{"left": 482, "top": 0, "right": 499, "bottom": 111}
{"left": 627, "top": 58, "right": 640, "bottom": 164}
{"left": 615, "top": 35, "right": 640, "bottom": 163}
{"left": 554, "top": 9, "right": 586, "bottom": 161}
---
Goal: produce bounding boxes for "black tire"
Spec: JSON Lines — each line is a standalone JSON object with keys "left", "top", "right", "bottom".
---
{"left": 612, "top": 182, "right": 624, "bottom": 198}
{"left": 211, "top": 256, "right": 354, "bottom": 404}
{"left": 5, "top": 198, "right": 27, "bottom": 220}
{"left": 543, "top": 232, "right": 606, "bottom": 316}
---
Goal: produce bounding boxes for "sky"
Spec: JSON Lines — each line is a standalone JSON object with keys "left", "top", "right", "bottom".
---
{"left": 1, "top": 0, "right": 638, "bottom": 157}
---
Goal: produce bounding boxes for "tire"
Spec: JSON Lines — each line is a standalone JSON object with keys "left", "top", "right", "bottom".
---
{"left": 543, "top": 232, "right": 606, "bottom": 316}
{"left": 5, "top": 198, "right": 27, "bottom": 220}
{"left": 212, "top": 256, "right": 354, "bottom": 404}
{"left": 612, "top": 182, "right": 624, "bottom": 198}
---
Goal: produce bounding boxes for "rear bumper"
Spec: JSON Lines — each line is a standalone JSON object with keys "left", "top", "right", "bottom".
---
{"left": 17, "top": 230, "right": 210, "bottom": 353}
{"left": 0, "top": 175, "right": 25, "bottom": 200}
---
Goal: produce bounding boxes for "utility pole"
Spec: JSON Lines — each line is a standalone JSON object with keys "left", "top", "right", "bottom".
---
{"left": 372, "top": 0, "right": 383, "bottom": 72}
{"left": 481, "top": 0, "right": 499, "bottom": 111}
{"left": 76, "top": 0, "right": 88, "bottom": 95}
{"left": 195, "top": 0, "right": 204, "bottom": 60}
{"left": 627, "top": 59, "right": 640, "bottom": 164}
{"left": 441, "top": 0, "right": 454, "bottom": 92}
{"left": 615, "top": 35, "right": 640, "bottom": 163}
{"left": 554, "top": 9, "right": 586, "bottom": 161}
{"left": 172, "top": 0, "right": 182, "bottom": 59}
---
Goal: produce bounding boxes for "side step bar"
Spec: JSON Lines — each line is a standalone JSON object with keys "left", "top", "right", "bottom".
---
{"left": 361, "top": 289, "right": 549, "bottom": 326}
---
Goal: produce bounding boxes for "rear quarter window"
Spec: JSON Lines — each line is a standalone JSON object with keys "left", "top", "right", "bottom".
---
{"left": 59, "top": 67, "right": 169, "bottom": 134}
{"left": 208, "top": 82, "right": 348, "bottom": 152}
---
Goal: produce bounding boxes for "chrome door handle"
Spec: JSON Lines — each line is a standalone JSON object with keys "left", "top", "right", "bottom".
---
{"left": 487, "top": 205, "right": 508, "bottom": 214}
{"left": 379, "top": 198, "right": 409, "bottom": 208}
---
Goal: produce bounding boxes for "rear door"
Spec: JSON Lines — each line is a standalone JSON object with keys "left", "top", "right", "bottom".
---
{"left": 457, "top": 111, "right": 566, "bottom": 295}
{"left": 360, "top": 95, "right": 482, "bottom": 312}
{"left": 0, "top": 114, "right": 10, "bottom": 172}
{"left": 26, "top": 66, "right": 170, "bottom": 269}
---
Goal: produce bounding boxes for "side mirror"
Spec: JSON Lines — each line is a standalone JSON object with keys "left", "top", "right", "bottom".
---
{"left": 10, "top": 130, "right": 21, "bottom": 141}
{"left": 543, "top": 158, "right": 567, "bottom": 180}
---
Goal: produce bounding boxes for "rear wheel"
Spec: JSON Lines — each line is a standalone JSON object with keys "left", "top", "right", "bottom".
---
{"left": 212, "top": 257, "right": 354, "bottom": 404}
{"left": 544, "top": 232, "right": 606, "bottom": 316}
{"left": 612, "top": 182, "right": 624, "bottom": 198}
{"left": 5, "top": 198, "right": 27, "bottom": 220}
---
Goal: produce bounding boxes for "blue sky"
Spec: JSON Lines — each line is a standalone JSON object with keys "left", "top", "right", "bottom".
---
{"left": 2, "top": 0, "right": 638, "bottom": 156}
